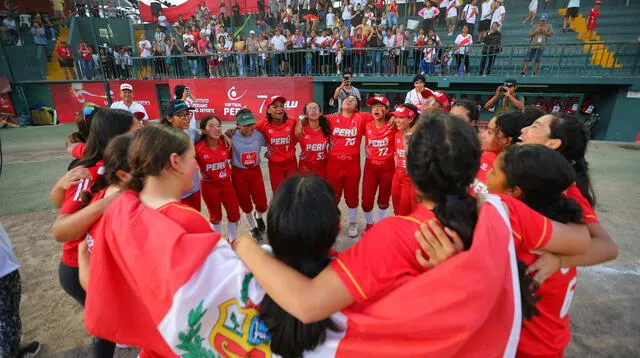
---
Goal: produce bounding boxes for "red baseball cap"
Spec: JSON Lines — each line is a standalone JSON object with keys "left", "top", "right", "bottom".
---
{"left": 421, "top": 88, "right": 451, "bottom": 111}
{"left": 388, "top": 104, "right": 418, "bottom": 119}
{"left": 366, "top": 96, "right": 390, "bottom": 108}
{"left": 266, "top": 95, "right": 286, "bottom": 108}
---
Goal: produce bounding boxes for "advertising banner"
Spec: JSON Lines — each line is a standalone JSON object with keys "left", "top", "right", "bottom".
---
{"left": 167, "top": 77, "right": 313, "bottom": 122}
{"left": 138, "top": 0, "right": 260, "bottom": 23}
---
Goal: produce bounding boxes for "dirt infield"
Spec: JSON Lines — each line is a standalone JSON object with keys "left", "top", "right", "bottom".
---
{"left": 1, "top": 125, "right": 639, "bottom": 357}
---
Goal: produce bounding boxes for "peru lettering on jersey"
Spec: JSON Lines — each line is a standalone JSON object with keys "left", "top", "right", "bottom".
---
{"left": 365, "top": 120, "right": 396, "bottom": 161}
{"left": 326, "top": 112, "right": 370, "bottom": 157}
{"left": 255, "top": 118, "right": 298, "bottom": 163}
{"left": 299, "top": 125, "right": 329, "bottom": 163}
{"left": 470, "top": 151, "right": 497, "bottom": 196}
{"left": 394, "top": 131, "right": 407, "bottom": 170}
{"left": 195, "top": 140, "right": 232, "bottom": 182}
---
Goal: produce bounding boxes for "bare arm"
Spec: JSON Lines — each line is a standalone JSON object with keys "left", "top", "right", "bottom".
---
{"left": 50, "top": 167, "right": 90, "bottom": 208}
{"left": 51, "top": 190, "right": 121, "bottom": 242}
{"left": 484, "top": 86, "right": 503, "bottom": 110}
{"left": 540, "top": 221, "right": 591, "bottom": 256}
{"left": 505, "top": 93, "right": 524, "bottom": 109}
{"left": 234, "top": 236, "right": 354, "bottom": 323}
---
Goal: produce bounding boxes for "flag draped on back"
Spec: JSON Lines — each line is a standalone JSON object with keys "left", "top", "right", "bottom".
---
{"left": 85, "top": 194, "right": 520, "bottom": 358}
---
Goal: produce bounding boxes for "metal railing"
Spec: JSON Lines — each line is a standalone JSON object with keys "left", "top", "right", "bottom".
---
{"left": 40, "top": 42, "right": 640, "bottom": 81}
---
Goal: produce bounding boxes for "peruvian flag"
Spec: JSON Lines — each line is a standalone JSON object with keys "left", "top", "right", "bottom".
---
{"left": 85, "top": 193, "right": 521, "bottom": 357}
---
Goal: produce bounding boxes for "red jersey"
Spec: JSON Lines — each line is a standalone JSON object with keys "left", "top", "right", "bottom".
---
{"left": 85, "top": 188, "right": 107, "bottom": 255}
{"left": 587, "top": 7, "right": 600, "bottom": 30}
{"left": 330, "top": 194, "right": 552, "bottom": 303}
{"left": 56, "top": 46, "right": 73, "bottom": 60}
{"left": 364, "top": 120, "right": 396, "bottom": 161}
{"left": 71, "top": 143, "right": 86, "bottom": 159}
{"left": 58, "top": 177, "right": 92, "bottom": 267}
{"left": 255, "top": 118, "right": 298, "bottom": 162}
{"left": 470, "top": 151, "right": 497, "bottom": 195}
{"left": 195, "top": 139, "right": 231, "bottom": 182}
{"left": 156, "top": 201, "right": 212, "bottom": 234}
{"left": 327, "top": 112, "right": 370, "bottom": 157}
{"left": 565, "top": 183, "right": 599, "bottom": 223}
{"left": 394, "top": 131, "right": 409, "bottom": 175}
{"left": 299, "top": 124, "right": 329, "bottom": 163}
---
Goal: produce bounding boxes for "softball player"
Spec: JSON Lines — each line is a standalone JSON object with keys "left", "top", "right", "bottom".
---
{"left": 298, "top": 102, "right": 330, "bottom": 178}
{"left": 389, "top": 103, "right": 420, "bottom": 216}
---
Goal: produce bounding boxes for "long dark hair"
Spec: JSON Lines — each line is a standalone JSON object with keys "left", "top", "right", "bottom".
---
{"left": 303, "top": 102, "right": 330, "bottom": 137}
{"left": 67, "top": 103, "right": 102, "bottom": 145}
{"left": 495, "top": 110, "right": 526, "bottom": 146}
{"left": 502, "top": 144, "right": 583, "bottom": 224}
{"left": 174, "top": 84, "right": 186, "bottom": 100}
{"left": 77, "top": 109, "right": 134, "bottom": 169}
{"left": 521, "top": 105, "right": 545, "bottom": 128}
{"left": 127, "top": 125, "right": 191, "bottom": 192}
{"left": 81, "top": 134, "right": 132, "bottom": 206}
{"left": 547, "top": 113, "right": 596, "bottom": 206}
{"left": 259, "top": 175, "right": 339, "bottom": 358}
{"left": 452, "top": 100, "right": 479, "bottom": 124}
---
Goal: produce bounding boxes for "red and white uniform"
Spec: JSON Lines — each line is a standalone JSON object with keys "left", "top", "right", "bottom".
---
{"left": 391, "top": 131, "right": 417, "bottom": 216}
{"left": 361, "top": 120, "right": 396, "bottom": 213}
{"left": 586, "top": 7, "right": 600, "bottom": 31}
{"left": 325, "top": 112, "right": 370, "bottom": 208}
{"left": 195, "top": 140, "right": 240, "bottom": 225}
{"left": 299, "top": 124, "right": 329, "bottom": 178}
{"left": 331, "top": 194, "right": 552, "bottom": 302}
{"left": 463, "top": 4, "right": 478, "bottom": 23}
{"left": 455, "top": 33, "right": 473, "bottom": 55}
{"left": 470, "top": 151, "right": 497, "bottom": 195}
{"left": 255, "top": 117, "right": 299, "bottom": 193}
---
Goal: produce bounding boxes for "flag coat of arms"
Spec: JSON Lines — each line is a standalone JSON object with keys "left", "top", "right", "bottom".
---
{"left": 85, "top": 193, "right": 521, "bottom": 357}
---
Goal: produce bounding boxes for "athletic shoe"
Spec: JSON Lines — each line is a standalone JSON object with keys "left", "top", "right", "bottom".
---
{"left": 19, "top": 342, "right": 41, "bottom": 358}
{"left": 255, "top": 212, "right": 266, "bottom": 232}
{"left": 348, "top": 222, "right": 358, "bottom": 238}
{"left": 364, "top": 223, "right": 374, "bottom": 233}
{"left": 250, "top": 227, "right": 263, "bottom": 241}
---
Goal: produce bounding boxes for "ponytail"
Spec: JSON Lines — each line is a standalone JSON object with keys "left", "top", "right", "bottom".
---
{"left": 319, "top": 115, "right": 331, "bottom": 137}
{"left": 432, "top": 194, "right": 478, "bottom": 250}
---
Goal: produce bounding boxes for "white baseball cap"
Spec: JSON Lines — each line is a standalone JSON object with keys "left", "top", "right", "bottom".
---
{"left": 120, "top": 83, "right": 133, "bottom": 91}
{"left": 249, "top": 30, "right": 255, "bottom": 34}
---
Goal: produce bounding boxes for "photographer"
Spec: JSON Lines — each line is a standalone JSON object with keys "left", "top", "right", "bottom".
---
{"left": 332, "top": 71, "right": 361, "bottom": 111}
{"left": 484, "top": 78, "right": 524, "bottom": 114}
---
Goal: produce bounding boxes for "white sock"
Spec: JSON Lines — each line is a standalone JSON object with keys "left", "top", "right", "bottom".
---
{"left": 212, "top": 223, "right": 221, "bottom": 233}
{"left": 377, "top": 208, "right": 389, "bottom": 221}
{"left": 245, "top": 212, "right": 257, "bottom": 229}
{"left": 364, "top": 211, "right": 374, "bottom": 225}
{"left": 228, "top": 222, "right": 238, "bottom": 242}
{"left": 348, "top": 208, "right": 358, "bottom": 223}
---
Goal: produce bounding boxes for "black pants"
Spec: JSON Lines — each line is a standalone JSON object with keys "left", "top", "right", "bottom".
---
{"left": 422, "top": 18, "right": 434, "bottom": 33}
{"left": 0, "top": 270, "right": 21, "bottom": 357}
{"left": 59, "top": 262, "right": 116, "bottom": 358}
{"left": 455, "top": 54, "right": 470, "bottom": 74}
{"left": 479, "top": 53, "right": 497, "bottom": 75}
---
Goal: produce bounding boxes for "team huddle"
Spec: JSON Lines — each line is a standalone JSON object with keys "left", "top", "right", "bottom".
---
{"left": 47, "top": 83, "right": 617, "bottom": 357}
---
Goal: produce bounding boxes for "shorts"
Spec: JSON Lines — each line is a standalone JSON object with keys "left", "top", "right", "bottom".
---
{"left": 446, "top": 17, "right": 458, "bottom": 26}
{"left": 565, "top": 7, "right": 579, "bottom": 18}
{"left": 525, "top": 47, "right": 544, "bottom": 62}
{"left": 0, "top": 270, "right": 21, "bottom": 357}
{"left": 276, "top": 53, "right": 286, "bottom": 63}
{"left": 478, "top": 19, "right": 491, "bottom": 32}
{"left": 59, "top": 59, "right": 74, "bottom": 68}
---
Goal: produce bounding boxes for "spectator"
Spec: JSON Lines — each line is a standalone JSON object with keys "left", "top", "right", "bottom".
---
{"left": 479, "top": 21, "right": 501, "bottom": 75}
{"left": 342, "top": 28, "right": 353, "bottom": 72}
{"left": 258, "top": 0, "right": 266, "bottom": 19}
{"left": 2, "top": 16, "right": 18, "bottom": 44}
{"left": 168, "top": 37, "right": 183, "bottom": 77}
{"left": 420, "top": 38, "right": 437, "bottom": 75}
{"left": 78, "top": 40, "right": 94, "bottom": 79}
{"left": 484, "top": 78, "right": 524, "bottom": 114}
{"left": 292, "top": 28, "right": 307, "bottom": 74}
{"left": 523, "top": 0, "right": 539, "bottom": 25}
{"left": 270, "top": 27, "right": 288, "bottom": 74}
{"left": 315, "top": 28, "right": 331, "bottom": 75}
{"left": 477, "top": 0, "right": 494, "bottom": 42}
{"left": 204, "top": 41, "right": 217, "bottom": 78}
{"left": 234, "top": 34, "right": 247, "bottom": 76}
{"left": 138, "top": 34, "right": 152, "bottom": 78}
{"left": 335, "top": 39, "right": 344, "bottom": 74}
{"left": 491, "top": 0, "right": 506, "bottom": 31}
{"left": 387, "top": 0, "right": 398, "bottom": 28}
{"left": 521, "top": 13, "right": 552, "bottom": 75}
{"left": 368, "top": 25, "right": 385, "bottom": 75}
{"left": 31, "top": 22, "right": 50, "bottom": 60}
{"left": 352, "top": 27, "right": 366, "bottom": 74}
{"left": 52, "top": 0, "right": 67, "bottom": 24}
{"left": 454, "top": 25, "right": 472, "bottom": 75}
{"left": 375, "top": 0, "right": 384, "bottom": 20}
{"left": 585, "top": 0, "right": 602, "bottom": 41}
{"left": 405, "top": 74, "right": 429, "bottom": 111}
{"left": 157, "top": 10, "right": 170, "bottom": 28}
{"left": 257, "top": 33, "right": 269, "bottom": 76}
{"left": 0, "top": 225, "right": 42, "bottom": 358}
{"left": 352, "top": 4, "right": 364, "bottom": 27}
{"left": 563, "top": 0, "right": 580, "bottom": 32}
{"left": 247, "top": 31, "right": 258, "bottom": 75}
{"left": 215, "top": 35, "right": 230, "bottom": 76}
{"left": 419, "top": 1, "right": 439, "bottom": 33}
{"left": 183, "top": 37, "right": 200, "bottom": 77}
{"left": 445, "top": 0, "right": 461, "bottom": 36}
{"left": 342, "top": 1, "right": 353, "bottom": 29}
{"left": 55, "top": 41, "right": 75, "bottom": 80}
{"left": 462, "top": 0, "right": 479, "bottom": 36}
{"left": 232, "top": 0, "right": 241, "bottom": 26}
{"left": 332, "top": 71, "right": 360, "bottom": 111}
{"left": 154, "top": 27, "right": 166, "bottom": 44}
{"left": 326, "top": 7, "right": 336, "bottom": 28}
{"left": 110, "top": 83, "right": 149, "bottom": 121}
{"left": 217, "top": 25, "right": 229, "bottom": 42}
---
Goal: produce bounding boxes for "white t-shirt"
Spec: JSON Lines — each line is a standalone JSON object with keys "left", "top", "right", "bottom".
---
{"left": 455, "top": 33, "right": 473, "bottom": 54}
{"left": 315, "top": 35, "right": 329, "bottom": 54}
{"left": 0, "top": 224, "right": 19, "bottom": 278}
{"left": 326, "top": 12, "right": 336, "bottom": 27}
{"left": 481, "top": 0, "right": 494, "bottom": 21}
{"left": 464, "top": 5, "right": 479, "bottom": 23}
{"left": 567, "top": 0, "right": 580, "bottom": 8}
{"left": 491, "top": 5, "right": 506, "bottom": 25}
{"left": 185, "top": 97, "right": 196, "bottom": 129}
{"left": 110, "top": 101, "right": 149, "bottom": 120}
{"left": 383, "top": 35, "right": 395, "bottom": 48}
{"left": 270, "top": 34, "right": 287, "bottom": 51}
{"left": 3, "top": 18, "right": 16, "bottom": 30}
{"left": 405, "top": 89, "right": 428, "bottom": 112}
{"left": 446, "top": 0, "right": 460, "bottom": 18}
{"left": 342, "top": 5, "right": 352, "bottom": 20}
{"left": 138, "top": 40, "right": 152, "bottom": 57}
{"left": 158, "top": 15, "right": 169, "bottom": 27}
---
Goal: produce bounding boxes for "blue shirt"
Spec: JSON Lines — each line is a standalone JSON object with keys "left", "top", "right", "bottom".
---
{"left": 31, "top": 27, "right": 47, "bottom": 45}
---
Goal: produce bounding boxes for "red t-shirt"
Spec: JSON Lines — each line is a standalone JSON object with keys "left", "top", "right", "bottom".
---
{"left": 565, "top": 183, "right": 599, "bottom": 223}
{"left": 299, "top": 124, "right": 329, "bottom": 163}
{"left": 79, "top": 45, "right": 93, "bottom": 61}
{"left": 71, "top": 143, "right": 86, "bottom": 159}
{"left": 255, "top": 118, "right": 298, "bottom": 163}
{"left": 330, "top": 195, "right": 552, "bottom": 303}
{"left": 58, "top": 177, "right": 93, "bottom": 267}
{"left": 195, "top": 139, "right": 232, "bottom": 182}
{"left": 326, "top": 112, "right": 369, "bottom": 157}
{"left": 364, "top": 120, "right": 396, "bottom": 161}
{"left": 85, "top": 188, "right": 107, "bottom": 255}
{"left": 156, "top": 201, "right": 213, "bottom": 233}
{"left": 470, "top": 151, "right": 497, "bottom": 196}
{"left": 56, "top": 46, "right": 73, "bottom": 60}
